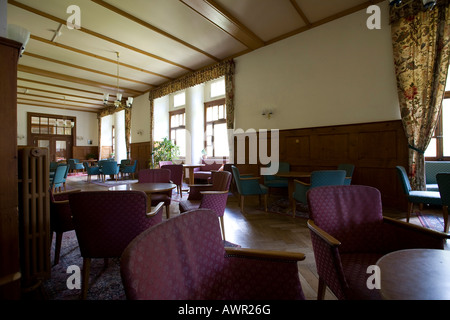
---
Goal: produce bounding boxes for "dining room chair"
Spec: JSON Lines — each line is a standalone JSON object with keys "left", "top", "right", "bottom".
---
{"left": 435, "top": 173, "right": 450, "bottom": 233}
{"left": 179, "top": 171, "right": 232, "bottom": 239}
{"left": 120, "top": 208, "right": 306, "bottom": 300}
{"left": 263, "top": 161, "right": 289, "bottom": 196}
{"left": 68, "top": 159, "right": 84, "bottom": 173}
{"left": 337, "top": 163, "right": 355, "bottom": 185}
{"left": 158, "top": 160, "right": 173, "bottom": 167}
{"left": 396, "top": 166, "right": 441, "bottom": 223}
{"left": 307, "top": 185, "right": 448, "bottom": 300}
{"left": 49, "top": 188, "right": 81, "bottom": 265}
{"left": 99, "top": 160, "right": 120, "bottom": 182}
{"left": 83, "top": 161, "right": 100, "bottom": 183}
{"left": 160, "top": 164, "right": 184, "bottom": 196}
{"left": 138, "top": 168, "right": 173, "bottom": 219}
{"left": 68, "top": 190, "right": 164, "bottom": 299}
{"left": 120, "top": 160, "right": 138, "bottom": 180}
{"left": 292, "top": 170, "right": 346, "bottom": 217}
{"left": 50, "top": 164, "right": 68, "bottom": 193}
{"left": 231, "top": 165, "right": 268, "bottom": 213}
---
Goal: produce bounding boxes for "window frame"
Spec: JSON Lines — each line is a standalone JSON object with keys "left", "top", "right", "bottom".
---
{"left": 204, "top": 98, "right": 228, "bottom": 158}
{"left": 426, "top": 91, "right": 450, "bottom": 161}
{"left": 169, "top": 108, "right": 186, "bottom": 157}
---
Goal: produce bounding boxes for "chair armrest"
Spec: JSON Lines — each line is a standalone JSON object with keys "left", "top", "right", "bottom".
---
{"left": 294, "top": 179, "right": 310, "bottom": 187}
{"left": 240, "top": 176, "right": 261, "bottom": 181}
{"left": 383, "top": 216, "right": 450, "bottom": 240}
{"left": 307, "top": 220, "right": 341, "bottom": 247}
{"left": 225, "top": 247, "right": 305, "bottom": 261}
{"left": 146, "top": 202, "right": 164, "bottom": 217}
{"left": 189, "top": 183, "right": 213, "bottom": 188}
{"left": 200, "top": 190, "right": 229, "bottom": 195}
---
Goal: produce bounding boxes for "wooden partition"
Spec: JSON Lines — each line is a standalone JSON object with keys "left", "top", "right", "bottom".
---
{"left": 232, "top": 120, "right": 409, "bottom": 209}
{"left": 130, "top": 141, "right": 152, "bottom": 177}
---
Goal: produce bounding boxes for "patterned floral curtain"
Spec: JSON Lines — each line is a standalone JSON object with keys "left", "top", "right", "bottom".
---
{"left": 390, "top": 1, "right": 450, "bottom": 190}
{"left": 97, "top": 105, "right": 132, "bottom": 160}
{"left": 148, "top": 59, "right": 235, "bottom": 158}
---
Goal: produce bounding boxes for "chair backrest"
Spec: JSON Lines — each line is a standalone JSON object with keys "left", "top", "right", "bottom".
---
{"left": 138, "top": 168, "right": 171, "bottom": 183}
{"left": 395, "top": 165, "right": 412, "bottom": 195}
{"left": 161, "top": 164, "right": 184, "bottom": 185}
{"left": 211, "top": 171, "right": 232, "bottom": 190}
{"left": 120, "top": 159, "right": 131, "bottom": 169}
{"left": 101, "top": 161, "right": 119, "bottom": 174}
{"left": 121, "top": 208, "right": 225, "bottom": 300}
{"left": 337, "top": 164, "right": 355, "bottom": 185}
{"left": 69, "top": 191, "right": 162, "bottom": 258}
{"left": 436, "top": 173, "right": 450, "bottom": 206}
{"left": 307, "top": 185, "right": 385, "bottom": 253}
{"left": 310, "top": 170, "right": 346, "bottom": 188}
{"left": 231, "top": 165, "right": 243, "bottom": 194}
{"left": 159, "top": 161, "right": 173, "bottom": 167}
{"left": 52, "top": 164, "right": 68, "bottom": 186}
{"left": 263, "top": 162, "right": 290, "bottom": 182}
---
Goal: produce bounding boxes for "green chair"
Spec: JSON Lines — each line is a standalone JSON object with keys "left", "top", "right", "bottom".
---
{"left": 83, "top": 162, "right": 101, "bottom": 183}
{"left": 120, "top": 160, "right": 138, "bottom": 180}
{"left": 68, "top": 159, "right": 84, "bottom": 173}
{"left": 337, "top": 163, "right": 355, "bottom": 185}
{"left": 231, "top": 165, "right": 268, "bottom": 213}
{"left": 50, "top": 164, "right": 69, "bottom": 193}
{"left": 263, "top": 162, "right": 289, "bottom": 195}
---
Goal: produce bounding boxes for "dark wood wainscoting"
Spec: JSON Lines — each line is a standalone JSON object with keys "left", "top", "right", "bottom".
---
{"left": 130, "top": 141, "right": 151, "bottom": 177}
{"left": 73, "top": 146, "right": 99, "bottom": 160}
{"left": 233, "top": 120, "right": 409, "bottom": 209}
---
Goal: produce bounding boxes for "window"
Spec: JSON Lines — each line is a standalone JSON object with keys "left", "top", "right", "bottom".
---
{"left": 169, "top": 109, "right": 186, "bottom": 157}
{"left": 173, "top": 91, "right": 186, "bottom": 108}
{"left": 210, "top": 78, "right": 225, "bottom": 98}
{"left": 425, "top": 72, "right": 450, "bottom": 160}
{"left": 30, "top": 115, "right": 73, "bottom": 136}
{"left": 204, "top": 99, "right": 228, "bottom": 157}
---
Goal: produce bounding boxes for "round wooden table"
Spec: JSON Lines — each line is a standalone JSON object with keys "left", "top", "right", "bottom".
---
{"left": 376, "top": 248, "right": 450, "bottom": 300}
{"left": 183, "top": 164, "right": 204, "bottom": 185}
{"left": 275, "top": 171, "right": 311, "bottom": 217}
{"left": 109, "top": 182, "right": 176, "bottom": 216}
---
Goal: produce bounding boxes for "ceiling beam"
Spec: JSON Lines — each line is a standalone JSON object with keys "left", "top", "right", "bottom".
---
{"left": 18, "top": 97, "right": 100, "bottom": 110}
{"left": 23, "top": 51, "right": 154, "bottom": 87}
{"left": 289, "top": 0, "right": 311, "bottom": 26}
{"left": 18, "top": 65, "right": 144, "bottom": 97}
{"left": 17, "top": 85, "right": 107, "bottom": 102}
{"left": 180, "top": 0, "right": 264, "bottom": 50}
{"left": 18, "top": 100, "right": 99, "bottom": 113}
{"left": 8, "top": 0, "right": 194, "bottom": 72}
{"left": 91, "top": 0, "right": 220, "bottom": 63}
{"left": 18, "top": 92, "right": 104, "bottom": 106}
{"left": 30, "top": 35, "right": 173, "bottom": 81}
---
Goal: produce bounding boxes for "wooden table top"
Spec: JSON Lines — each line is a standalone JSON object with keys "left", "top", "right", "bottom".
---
{"left": 109, "top": 182, "right": 176, "bottom": 193}
{"left": 376, "top": 248, "right": 450, "bottom": 300}
{"left": 275, "top": 171, "right": 311, "bottom": 178}
{"left": 183, "top": 164, "right": 204, "bottom": 168}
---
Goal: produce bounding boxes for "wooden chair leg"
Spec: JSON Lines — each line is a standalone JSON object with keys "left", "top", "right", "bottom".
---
{"left": 407, "top": 202, "right": 413, "bottom": 222}
{"left": 81, "top": 258, "right": 91, "bottom": 300}
{"left": 240, "top": 196, "right": 245, "bottom": 213}
{"left": 219, "top": 216, "right": 225, "bottom": 240}
{"left": 54, "top": 232, "right": 63, "bottom": 265}
{"left": 166, "top": 205, "right": 170, "bottom": 219}
{"left": 443, "top": 206, "right": 449, "bottom": 233}
{"left": 317, "top": 277, "right": 326, "bottom": 300}
{"left": 264, "top": 194, "right": 268, "bottom": 212}
{"left": 292, "top": 201, "right": 297, "bottom": 218}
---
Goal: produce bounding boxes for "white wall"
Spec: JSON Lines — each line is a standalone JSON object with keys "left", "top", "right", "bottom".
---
{"left": 17, "top": 104, "right": 98, "bottom": 146}
{"left": 233, "top": 3, "right": 399, "bottom": 131}
{"left": 130, "top": 93, "right": 152, "bottom": 143}
{"left": 0, "top": 0, "right": 7, "bottom": 38}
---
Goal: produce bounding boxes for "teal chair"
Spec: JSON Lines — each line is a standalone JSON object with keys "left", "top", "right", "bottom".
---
{"left": 292, "top": 170, "right": 346, "bottom": 217}
{"left": 396, "top": 166, "right": 441, "bottom": 223}
{"left": 231, "top": 165, "right": 268, "bottom": 213}
{"left": 68, "top": 159, "right": 84, "bottom": 173}
{"left": 100, "top": 160, "right": 120, "bottom": 182}
{"left": 50, "top": 164, "right": 68, "bottom": 193}
{"left": 337, "top": 163, "right": 355, "bottom": 185}
{"left": 83, "top": 162, "right": 101, "bottom": 183}
{"left": 120, "top": 160, "right": 138, "bottom": 180}
{"left": 436, "top": 173, "right": 450, "bottom": 233}
{"left": 263, "top": 162, "right": 289, "bottom": 195}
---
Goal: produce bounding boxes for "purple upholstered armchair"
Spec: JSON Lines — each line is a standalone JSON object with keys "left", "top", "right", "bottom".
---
{"left": 161, "top": 164, "right": 184, "bottom": 197}
{"left": 193, "top": 159, "right": 225, "bottom": 183}
{"left": 179, "top": 171, "right": 232, "bottom": 239}
{"left": 69, "top": 190, "right": 164, "bottom": 299}
{"left": 138, "top": 168, "right": 172, "bottom": 219}
{"left": 121, "top": 208, "right": 306, "bottom": 300}
{"left": 307, "top": 185, "right": 448, "bottom": 300}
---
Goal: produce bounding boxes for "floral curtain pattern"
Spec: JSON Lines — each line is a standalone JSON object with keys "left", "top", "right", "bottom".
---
{"left": 148, "top": 59, "right": 235, "bottom": 156}
{"left": 390, "top": 1, "right": 450, "bottom": 190}
{"left": 97, "top": 105, "right": 132, "bottom": 160}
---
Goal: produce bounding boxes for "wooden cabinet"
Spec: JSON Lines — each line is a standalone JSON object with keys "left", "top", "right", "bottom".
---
{"left": 0, "top": 37, "right": 21, "bottom": 299}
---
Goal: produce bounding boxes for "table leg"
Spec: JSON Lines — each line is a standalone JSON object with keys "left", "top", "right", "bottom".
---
{"left": 188, "top": 168, "right": 195, "bottom": 185}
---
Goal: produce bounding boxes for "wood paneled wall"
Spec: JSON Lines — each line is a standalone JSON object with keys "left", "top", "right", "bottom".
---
{"left": 130, "top": 141, "right": 151, "bottom": 176}
{"left": 233, "top": 120, "right": 409, "bottom": 209}
{"left": 73, "top": 146, "right": 99, "bottom": 160}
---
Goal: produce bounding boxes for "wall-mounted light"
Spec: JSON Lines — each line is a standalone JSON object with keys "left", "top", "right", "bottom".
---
{"left": 262, "top": 109, "right": 273, "bottom": 119}
{"left": 76, "top": 136, "right": 84, "bottom": 141}
{"left": 137, "top": 129, "right": 143, "bottom": 135}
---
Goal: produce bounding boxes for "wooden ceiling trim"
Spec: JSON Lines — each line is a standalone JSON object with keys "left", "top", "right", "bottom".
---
{"left": 289, "top": 0, "right": 311, "bottom": 26}
{"left": 180, "top": 0, "right": 265, "bottom": 50}
{"left": 91, "top": 0, "right": 220, "bottom": 63}
{"left": 265, "top": 0, "right": 385, "bottom": 45}
{"left": 23, "top": 52, "right": 154, "bottom": 88}
{"left": 18, "top": 97, "right": 99, "bottom": 110}
{"left": 18, "top": 92, "right": 103, "bottom": 106}
{"left": 8, "top": 0, "right": 194, "bottom": 72}
{"left": 30, "top": 35, "right": 173, "bottom": 81}
{"left": 17, "top": 85, "right": 105, "bottom": 102}
{"left": 18, "top": 65, "right": 144, "bottom": 96}
{"left": 18, "top": 100, "right": 99, "bottom": 113}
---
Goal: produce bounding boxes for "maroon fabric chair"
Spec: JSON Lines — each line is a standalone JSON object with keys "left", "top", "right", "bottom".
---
{"left": 68, "top": 190, "right": 163, "bottom": 299}
{"left": 121, "top": 208, "right": 306, "bottom": 300}
{"left": 193, "top": 159, "right": 225, "bottom": 183}
{"left": 161, "top": 164, "right": 184, "bottom": 197}
{"left": 138, "top": 168, "right": 172, "bottom": 219}
{"left": 49, "top": 189, "right": 81, "bottom": 265}
{"left": 179, "top": 171, "right": 232, "bottom": 239}
{"left": 307, "top": 185, "right": 447, "bottom": 300}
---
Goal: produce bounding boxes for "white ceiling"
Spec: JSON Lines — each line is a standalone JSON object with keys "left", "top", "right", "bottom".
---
{"left": 6, "top": 0, "right": 383, "bottom": 113}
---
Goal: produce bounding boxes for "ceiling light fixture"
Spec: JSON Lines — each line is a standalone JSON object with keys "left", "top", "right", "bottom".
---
{"left": 103, "top": 51, "right": 133, "bottom": 108}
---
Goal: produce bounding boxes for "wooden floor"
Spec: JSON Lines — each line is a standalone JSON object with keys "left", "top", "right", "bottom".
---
{"left": 64, "top": 173, "right": 447, "bottom": 301}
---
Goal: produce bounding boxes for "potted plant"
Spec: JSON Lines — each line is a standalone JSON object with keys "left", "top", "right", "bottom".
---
{"left": 201, "top": 148, "right": 207, "bottom": 160}
{"left": 86, "top": 153, "right": 96, "bottom": 160}
{"left": 149, "top": 137, "right": 180, "bottom": 168}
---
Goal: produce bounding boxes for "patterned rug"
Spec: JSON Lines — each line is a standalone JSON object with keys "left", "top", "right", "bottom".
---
{"left": 416, "top": 212, "right": 446, "bottom": 233}
{"left": 265, "top": 197, "right": 309, "bottom": 219}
